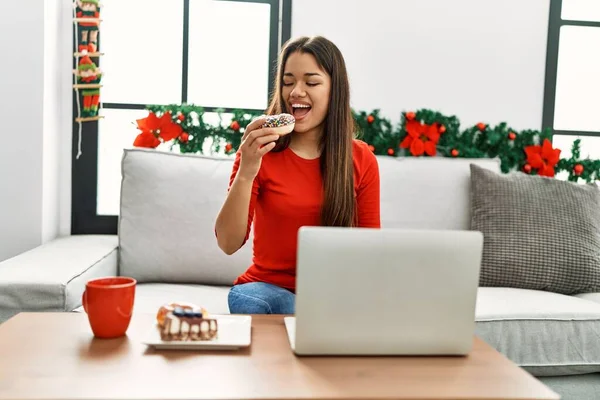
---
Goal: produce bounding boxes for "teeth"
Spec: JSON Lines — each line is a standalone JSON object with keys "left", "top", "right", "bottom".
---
{"left": 292, "top": 104, "right": 311, "bottom": 108}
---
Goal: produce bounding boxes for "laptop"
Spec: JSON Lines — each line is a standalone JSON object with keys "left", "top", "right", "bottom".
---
{"left": 284, "top": 226, "right": 483, "bottom": 356}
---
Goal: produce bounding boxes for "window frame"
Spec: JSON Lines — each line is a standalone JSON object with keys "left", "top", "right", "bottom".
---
{"left": 543, "top": 0, "right": 600, "bottom": 138}
{"left": 71, "top": 0, "right": 292, "bottom": 234}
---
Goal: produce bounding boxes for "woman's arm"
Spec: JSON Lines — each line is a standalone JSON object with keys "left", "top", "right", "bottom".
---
{"left": 356, "top": 148, "right": 381, "bottom": 228}
{"left": 215, "top": 117, "right": 279, "bottom": 255}
{"left": 215, "top": 152, "right": 259, "bottom": 255}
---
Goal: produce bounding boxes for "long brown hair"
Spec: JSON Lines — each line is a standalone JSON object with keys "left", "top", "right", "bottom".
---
{"left": 266, "top": 36, "right": 356, "bottom": 227}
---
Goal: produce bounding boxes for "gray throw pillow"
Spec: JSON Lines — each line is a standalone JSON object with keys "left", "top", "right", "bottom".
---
{"left": 470, "top": 164, "right": 600, "bottom": 295}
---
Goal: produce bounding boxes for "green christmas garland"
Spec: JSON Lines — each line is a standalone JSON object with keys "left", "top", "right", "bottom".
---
{"left": 143, "top": 104, "right": 600, "bottom": 183}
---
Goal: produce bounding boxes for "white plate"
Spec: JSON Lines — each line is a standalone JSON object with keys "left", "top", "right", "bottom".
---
{"left": 142, "top": 315, "right": 252, "bottom": 350}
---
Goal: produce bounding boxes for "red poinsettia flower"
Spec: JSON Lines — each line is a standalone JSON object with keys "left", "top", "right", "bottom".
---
{"left": 524, "top": 139, "right": 561, "bottom": 177}
{"left": 133, "top": 131, "right": 161, "bottom": 148}
{"left": 134, "top": 112, "right": 183, "bottom": 148}
{"left": 400, "top": 120, "right": 441, "bottom": 156}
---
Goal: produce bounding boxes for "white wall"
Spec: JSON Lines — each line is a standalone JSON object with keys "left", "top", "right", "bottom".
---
{"left": 58, "top": 0, "right": 73, "bottom": 238}
{"left": 0, "top": 0, "right": 71, "bottom": 262}
{"left": 43, "top": 0, "right": 61, "bottom": 243}
{"left": 292, "top": 0, "right": 550, "bottom": 130}
{"left": 0, "top": 1, "right": 45, "bottom": 261}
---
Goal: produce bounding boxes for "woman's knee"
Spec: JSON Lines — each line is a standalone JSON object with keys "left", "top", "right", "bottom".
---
{"left": 228, "top": 284, "right": 273, "bottom": 314}
{"left": 228, "top": 282, "right": 295, "bottom": 314}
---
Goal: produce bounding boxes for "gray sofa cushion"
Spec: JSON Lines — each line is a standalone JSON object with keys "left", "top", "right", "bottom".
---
{"left": 380, "top": 157, "right": 501, "bottom": 230}
{"left": 119, "top": 150, "right": 502, "bottom": 285}
{"left": 0, "top": 235, "right": 118, "bottom": 323}
{"left": 470, "top": 164, "right": 600, "bottom": 295}
{"left": 575, "top": 292, "right": 600, "bottom": 305}
{"left": 475, "top": 287, "right": 600, "bottom": 376}
{"left": 538, "top": 374, "right": 600, "bottom": 400}
{"left": 119, "top": 149, "right": 251, "bottom": 286}
{"left": 131, "top": 283, "right": 230, "bottom": 315}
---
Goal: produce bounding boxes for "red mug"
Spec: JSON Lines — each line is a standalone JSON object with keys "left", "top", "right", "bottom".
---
{"left": 82, "top": 276, "right": 136, "bottom": 338}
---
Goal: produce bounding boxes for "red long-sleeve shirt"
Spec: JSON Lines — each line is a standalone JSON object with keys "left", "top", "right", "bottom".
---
{"left": 227, "top": 139, "right": 381, "bottom": 291}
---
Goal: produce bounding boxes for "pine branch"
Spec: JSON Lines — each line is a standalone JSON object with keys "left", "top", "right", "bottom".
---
{"left": 135, "top": 106, "right": 600, "bottom": 182}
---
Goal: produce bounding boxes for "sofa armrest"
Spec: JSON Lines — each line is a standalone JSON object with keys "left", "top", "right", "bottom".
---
{"left": 0, "top": 235, "right": 118, "bottom": 323}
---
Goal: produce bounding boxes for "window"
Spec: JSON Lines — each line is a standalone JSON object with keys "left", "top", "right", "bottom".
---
{"left": 72, "top": 0, "right": 292, "bottom": 234}
{"left": 543, "top": 0, "right": 600, "bottom": 169}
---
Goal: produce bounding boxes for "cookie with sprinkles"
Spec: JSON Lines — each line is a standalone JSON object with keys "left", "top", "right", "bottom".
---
{"left": 262, "top": 113, "right": 295, "bottom": 135}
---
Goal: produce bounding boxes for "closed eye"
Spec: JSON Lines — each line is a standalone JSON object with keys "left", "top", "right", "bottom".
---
{"left": 282, "top": 82, "right": 320, "bottom": 87}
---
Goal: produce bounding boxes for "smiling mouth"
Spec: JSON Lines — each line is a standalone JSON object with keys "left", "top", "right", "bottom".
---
{"left": 291, "top": 104, "right": 311, "bottom": 120}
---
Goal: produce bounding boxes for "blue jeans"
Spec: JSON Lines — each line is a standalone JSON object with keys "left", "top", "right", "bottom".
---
{"left": 228, "top": 282, "right": 295, "bottom": 314}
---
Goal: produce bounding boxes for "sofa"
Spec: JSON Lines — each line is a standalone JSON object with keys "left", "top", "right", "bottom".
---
{"left": 1, "top": 148, "right": 599, "bottom": 399}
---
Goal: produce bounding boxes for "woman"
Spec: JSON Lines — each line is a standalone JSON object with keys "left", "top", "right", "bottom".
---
{"left": 215, "top": 36, "right": 381, "bottom": 314}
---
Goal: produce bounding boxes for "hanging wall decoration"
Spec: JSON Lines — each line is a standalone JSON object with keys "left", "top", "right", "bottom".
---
{"left": 73, "top": 0, "right": 103, "bottom": 158}
{"left": 76, "top": 55, "right": 102, "bottom": 118}
{"left": 132, "top": 105, "right": 600, "bottom": 183}
{"left": 76, "top": 0, "right": 100, "bottom": 53}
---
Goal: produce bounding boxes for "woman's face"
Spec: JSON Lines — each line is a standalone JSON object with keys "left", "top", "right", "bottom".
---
{"left": 281, "top": 52, "right": 331, "bottom": 134}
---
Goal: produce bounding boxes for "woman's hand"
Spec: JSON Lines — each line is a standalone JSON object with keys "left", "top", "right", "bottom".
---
{"left": 237, "top": 117, "right": 281, "bottom": 181}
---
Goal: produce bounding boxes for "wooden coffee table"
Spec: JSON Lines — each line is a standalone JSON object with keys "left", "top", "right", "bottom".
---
{"left": 0, "top": 313, "right": 558, "bottom": 400}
